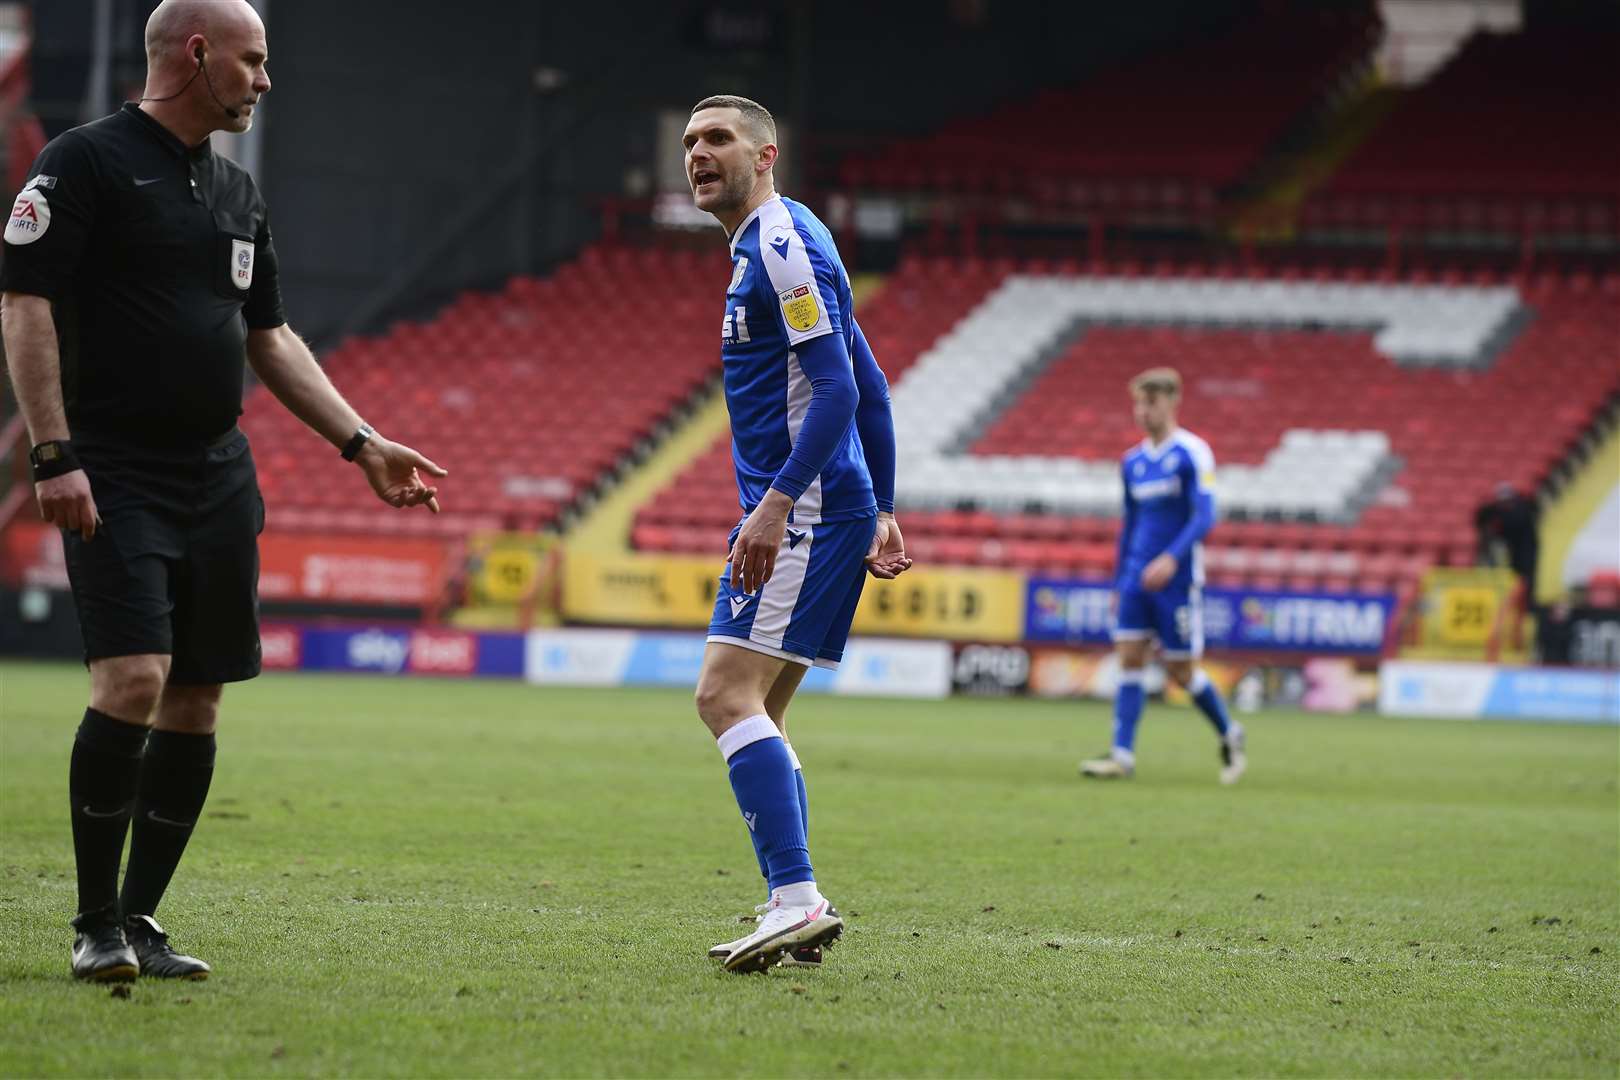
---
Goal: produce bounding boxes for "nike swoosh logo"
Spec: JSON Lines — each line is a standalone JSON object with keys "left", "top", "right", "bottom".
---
{"left": 80, "top": 805, "right": 126, "bottom": 819}
{"left": 133, "top": 177, "right": 165, "bottom": 187}
{"left": 805, "top": 901, "right": 827, "bottom": 922}
{"left": 146, "top": 810, "right": 195, "bottom": 827}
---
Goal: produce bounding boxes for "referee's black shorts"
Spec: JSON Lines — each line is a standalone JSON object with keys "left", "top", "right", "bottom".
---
{"left": 62, "top": 427, "right": 265, "bottom": 684}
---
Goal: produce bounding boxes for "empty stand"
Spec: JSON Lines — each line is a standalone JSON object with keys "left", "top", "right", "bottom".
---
{"left": 635, "top": 257, "right": 1620, "bottom": 602}
{"left": 243, "top": 244, "right": 731, "bottom": 538}
{"left": 838, "top": 8, "right": 1377, "bottom": 223}
{"left": 1303, "top": 28, "right": 1620, "bottom": 243}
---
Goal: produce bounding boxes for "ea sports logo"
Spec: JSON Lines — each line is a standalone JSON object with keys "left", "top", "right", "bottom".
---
{"left": 4, "top": 188, "right": 50, "bottom": 245}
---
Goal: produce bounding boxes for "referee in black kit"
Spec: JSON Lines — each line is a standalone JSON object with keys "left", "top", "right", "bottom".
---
{"left": 2, "top": 0, "right": 446, "bottom": 981}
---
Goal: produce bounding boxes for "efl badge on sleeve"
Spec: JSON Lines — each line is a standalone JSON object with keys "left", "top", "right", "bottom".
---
{"left": 5, "top": 188, "right": 50, "bottom": 245}
{"left": 778, "top": 282, "right": 819, "bottom": 332}
{"left": 230, "top": 238, "right": 254, "bottom": 290}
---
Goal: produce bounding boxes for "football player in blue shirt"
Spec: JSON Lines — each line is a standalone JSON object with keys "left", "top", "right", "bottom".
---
{"left": 1081, "top": 368, "right": 1247, "bottom": 784}
{"left": 681, "top": 95, "right": 911, "bottom": 972}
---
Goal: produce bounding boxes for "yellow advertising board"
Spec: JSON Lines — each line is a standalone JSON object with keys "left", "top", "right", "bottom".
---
{"left": 1409, "top": 566, "right": 1526, "bottom": 661}
{"left": 475, "top": 546, "right": 542, "bottom": 604}
{"left": 564, "top": 550, "right": 1027, "bottom": 642}
{"left": 564, "top": 551, "right": 720, "bottom": 627}
{"left": 850, "top": 567, "right": 1026, "bottom": 642}
{"left": 450, "top": 531, "right": 564, "bottom": 628}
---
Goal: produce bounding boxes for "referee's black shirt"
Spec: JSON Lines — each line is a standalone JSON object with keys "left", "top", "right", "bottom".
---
{"left": 2, "top": 102, "right": 286, "bottom": 449}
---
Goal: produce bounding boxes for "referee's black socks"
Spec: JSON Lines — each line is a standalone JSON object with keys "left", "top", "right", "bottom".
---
{"left": 120, "top": 728, "right": 216, "bottom": 919}
{"left": 69, "top": 708, "right": 148, "bottom": 920}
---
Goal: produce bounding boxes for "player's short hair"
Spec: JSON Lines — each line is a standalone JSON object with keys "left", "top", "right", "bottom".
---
{"left": 1130, "top": 367, "right": 1182, "bottom": 399}
{"left": 690, "top": 94, "right": 777, "bottom": 147}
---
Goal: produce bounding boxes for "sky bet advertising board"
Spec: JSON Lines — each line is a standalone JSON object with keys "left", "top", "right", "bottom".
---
{"left": 1024, "top": 579, "right": 1396, "bottom": 655}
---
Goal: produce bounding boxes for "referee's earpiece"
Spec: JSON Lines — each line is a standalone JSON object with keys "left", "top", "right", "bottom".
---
{"left": 193, "top": 45, "right": 241, "bottom": 120}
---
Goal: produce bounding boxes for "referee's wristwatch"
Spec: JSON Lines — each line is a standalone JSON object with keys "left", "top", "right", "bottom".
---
{"left": 29, "top": 440, "right": 82, "bottom": 482}
{"left": 340, "top": 423, "right": 375, "bottom": 461}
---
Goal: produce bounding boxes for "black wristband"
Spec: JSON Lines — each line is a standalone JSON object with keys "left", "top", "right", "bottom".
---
{"left": 29, "top": 440, "right": 81, "bottom": 482}
{"left": 340, "top": 423, "right": 375, "bottom": 462}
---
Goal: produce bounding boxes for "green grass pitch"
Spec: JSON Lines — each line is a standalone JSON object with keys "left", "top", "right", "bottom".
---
{"left": 1, "top": 658, "right": 1615, "bottom": 1077}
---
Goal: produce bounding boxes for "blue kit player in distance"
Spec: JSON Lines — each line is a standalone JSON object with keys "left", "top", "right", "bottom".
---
{"left": 681, "top": 95, "right": 912, "bottom": 973}
{"left": 1081, "top": 368, "right": 1247, "bottom": 785}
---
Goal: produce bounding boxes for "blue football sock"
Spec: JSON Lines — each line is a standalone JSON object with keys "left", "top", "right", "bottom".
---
{"left": 795, "top": 769, "right": 808, "bottom": 837}
{"left": 750, "top": 745, "right": 807, "bottom": 896}
{"left": 718, "top": 716, "right": 812, "bottom": 892}
{"left": 1113, "top": 670, "right": 1145, "bottom": 755}
{"left": 1187, "top": 670, "right": 1232, "bottom": 737}
{"left": 786, "top": 741, "right": 808, "bottom": 838}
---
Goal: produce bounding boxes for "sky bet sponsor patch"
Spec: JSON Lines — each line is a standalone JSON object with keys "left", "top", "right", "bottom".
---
{"left": 779, "top": 282, "right": 819, "bottom": 332}
{"left": 5, "top": 187, "right": 50, "bottom": 245}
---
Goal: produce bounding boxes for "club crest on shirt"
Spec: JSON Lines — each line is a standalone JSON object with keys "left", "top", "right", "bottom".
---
{"left": 728, "top": 255, "right": 748, "bottom": 294}
{"left": 230, "top": 238, "right": 254, "bottom": 290}
{"left": 5, "top": 188, "right": 50, "bottom": 245}
{"left": 778, "top": 282, "right": 819, "bottom": 332}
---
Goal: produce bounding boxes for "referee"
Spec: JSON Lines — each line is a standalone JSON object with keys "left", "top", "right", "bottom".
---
{"left": 1, "top": 0, "right": 446, "bottom": 981}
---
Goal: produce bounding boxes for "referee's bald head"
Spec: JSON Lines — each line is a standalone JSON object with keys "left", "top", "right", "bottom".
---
{"left": 144, "top": 0, "right": 264, "bottom": 68}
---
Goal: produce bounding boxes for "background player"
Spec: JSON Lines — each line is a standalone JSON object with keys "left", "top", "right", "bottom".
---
{"left": 1081, "top": 368, "right": 1245, "bottom": 784}
{"left": 681, "top": 94, "right": 910, "bottom": 973}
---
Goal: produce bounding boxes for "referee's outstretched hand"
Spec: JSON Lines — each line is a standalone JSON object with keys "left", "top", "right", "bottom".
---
{"left": 357, "top": 437, "right": 448, "bottom": 514}
{"left": 37, "top": 469, "right": 101, "bottom": 540}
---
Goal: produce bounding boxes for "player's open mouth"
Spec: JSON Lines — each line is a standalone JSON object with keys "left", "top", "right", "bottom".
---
{"left": 693, "top": 170, "right": 721, "bottom": 190}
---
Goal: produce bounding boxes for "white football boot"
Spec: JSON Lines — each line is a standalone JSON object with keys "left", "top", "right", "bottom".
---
{"left": 1220, "top": 723, "right": 1247, "bottom": 785}
{"left": 710, "top": 902, "right": 831, "bottom": 967}
{"left": 1079, "top": 751, "right": 1135, "bottom": 779}
{"left": 722, "top": 895, "right": 843, "bottom": 974}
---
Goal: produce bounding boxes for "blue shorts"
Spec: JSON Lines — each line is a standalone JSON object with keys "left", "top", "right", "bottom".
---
{"left": 707, "top": 514, "right": 876, "bottom": 669}
{"left": 1113, "top": 583, "right": 1204, "bottom": 659}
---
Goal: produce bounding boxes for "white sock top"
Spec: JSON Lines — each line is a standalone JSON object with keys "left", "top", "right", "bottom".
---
{"left": 716, "top": 714, "right": 780, "bottom": 762}
{"left": 772, "top": 880, "right": 822, "bottom": 909}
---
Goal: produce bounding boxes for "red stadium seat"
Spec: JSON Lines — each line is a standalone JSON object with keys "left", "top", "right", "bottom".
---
{"left": 242, "top": 243, "right": 732, "bottom": 539}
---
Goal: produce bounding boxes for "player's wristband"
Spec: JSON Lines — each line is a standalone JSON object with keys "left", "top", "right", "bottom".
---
{"left": 340, "top": 423, "right": 375, "bottom": 462}
{"left": 29, "top": 440, "right": 81, "bottom": 482}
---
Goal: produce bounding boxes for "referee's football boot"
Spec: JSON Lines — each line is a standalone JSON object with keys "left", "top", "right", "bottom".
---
{"left": 1079, "top": 751, "right": 1134, "bottom": 779}
{"left": 723, "top": 896, "right": 843, "bottom": 974}
{"left": 1219, "top": 722, "right": 1248, "bottom": 786}
{"left": 70, "top": 907, "right": 138, "bottom": 982}
{"left": 125, "top": 915, "right": 211, "bottom": 980}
